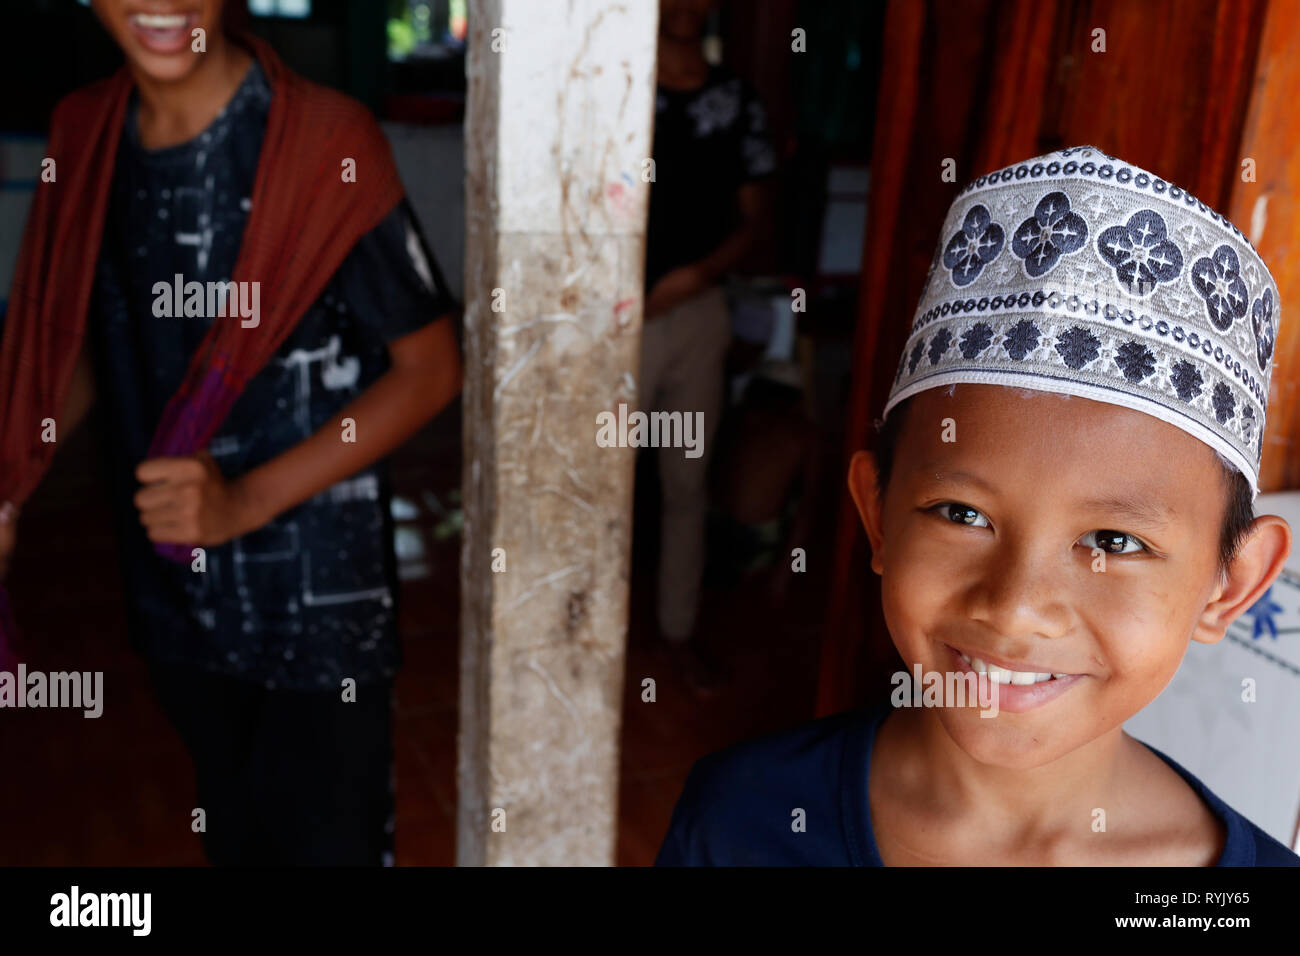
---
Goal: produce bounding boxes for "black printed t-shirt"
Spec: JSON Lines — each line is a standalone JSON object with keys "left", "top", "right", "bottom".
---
{"left": 644, "top": 66, "right": 776, "bottom": 292}
{"left": 655, "top": 698, "right": 1300, "bottom": 866}
{"left": 90, "top": 59, "right": 455, "bottom": 690}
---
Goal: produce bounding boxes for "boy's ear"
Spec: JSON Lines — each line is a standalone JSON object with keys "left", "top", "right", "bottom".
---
{"left": 1193, "top": 514, "right": 1292, "bottom": 645}
{"left": 847, "top": 450, "right": 886, "bottom": 575}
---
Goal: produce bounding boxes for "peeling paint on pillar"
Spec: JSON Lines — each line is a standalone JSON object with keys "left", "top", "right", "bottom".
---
{"left": 459, "top": 0, "right": 657, "bottom": 865}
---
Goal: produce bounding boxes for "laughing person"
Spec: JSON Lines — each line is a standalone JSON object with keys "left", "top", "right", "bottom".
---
{"left": 0, "top": 1, "right": 460, "bottom": 864}
{"left": 656, "top": 146, "right": 1299, "bottom": 866}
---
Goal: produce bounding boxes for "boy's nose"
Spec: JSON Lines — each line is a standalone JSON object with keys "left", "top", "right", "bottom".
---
{"left": 964, "top": 543, "right": 1073, "bottom": 641}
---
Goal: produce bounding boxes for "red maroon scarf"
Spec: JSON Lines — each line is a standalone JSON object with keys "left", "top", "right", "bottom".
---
{"left": 0, "top": 36, "right": 406, "bottom": 666}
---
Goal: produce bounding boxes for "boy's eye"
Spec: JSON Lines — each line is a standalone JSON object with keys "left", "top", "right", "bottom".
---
{"left": 932, "top": 503, "right": 989, "bottom": 527}
{"left": 1080, "top": 530, "right": 1146, "bottom": 555}
{"left": 927, "top": 506, "right": 1148, "bottom": 555}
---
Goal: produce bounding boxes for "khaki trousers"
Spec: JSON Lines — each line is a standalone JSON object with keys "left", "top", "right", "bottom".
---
{"left": 637, "top": 284, "right": 731, "bottom": 640}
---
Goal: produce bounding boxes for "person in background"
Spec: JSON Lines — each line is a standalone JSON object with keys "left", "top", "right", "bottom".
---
{"left": 0, "top": 0, "right": 460, "bottom": 864}
{"left": 642, "top": 0, "right": 776, "bottom": 695}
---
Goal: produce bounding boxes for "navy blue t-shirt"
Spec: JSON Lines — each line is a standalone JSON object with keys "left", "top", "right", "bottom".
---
{"left": 90, "top": 59, "right": 455, "bottom": 690}
{"left": 656, "top": 699, "right": 1300, "bottom": 866}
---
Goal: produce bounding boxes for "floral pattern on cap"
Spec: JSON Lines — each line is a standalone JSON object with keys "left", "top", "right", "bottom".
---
{"left": 1012, "top": 191, "right": 1088, "bottom": 278}
{"left": 1252, "top": 288, "right": 1276, "bottom": 372}
{"left": 885, "top": 146, "right": 1283, "bottom": 495}
{"left": 1097, "top": 209, "right": 1183, "bottom": 297}
{"left": 943, "top": 204, "right": 1004, "bottom": 287}
{"left": 1191, "top": 244, "right": 1250, "bottom": 332}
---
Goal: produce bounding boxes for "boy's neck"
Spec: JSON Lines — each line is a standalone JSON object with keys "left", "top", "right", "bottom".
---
{"left": 132, "top": 38, "right": 254, "bottom": 151}
{"left": 883, "top": 706, "right": 1136, "bottom": 853}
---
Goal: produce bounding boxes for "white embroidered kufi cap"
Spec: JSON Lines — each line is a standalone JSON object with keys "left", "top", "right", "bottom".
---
{"left": 886, "top": 145, "right": 1281, "bottom": 497}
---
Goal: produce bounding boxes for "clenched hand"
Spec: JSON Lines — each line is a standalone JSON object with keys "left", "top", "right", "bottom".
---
{"left": 134, "top": 452, "right": 259, "bottom": 547}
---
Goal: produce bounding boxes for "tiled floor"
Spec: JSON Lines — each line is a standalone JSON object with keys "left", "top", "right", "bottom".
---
{"left": 0, "top": 400, "right": 830, "bottom": 866}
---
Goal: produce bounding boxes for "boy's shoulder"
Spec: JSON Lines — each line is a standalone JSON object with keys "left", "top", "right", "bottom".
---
{"left": 654, "top": 705, "right": 886, "bottom": 866}
{"left": 1246, "top": 822, "right": 1300, "bottom": 866}
{"left": 281, "top": 69, "right": 379, "bottom": 132}
{"left": 654, "top": 704, "right": 1300, "bottom": 867}
{"left": 51, "top": 73, "right": 129, "bottom": 141}
{"left": 1141, "top": 741, "right": 1300, "bottom": 867}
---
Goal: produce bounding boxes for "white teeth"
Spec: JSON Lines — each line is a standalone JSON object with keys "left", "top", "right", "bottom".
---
{"left": 966, "top": 655, "right": 1059, "bottom": 684}
{"left": 132, "top": 13, "right": 188, "bottom": 29}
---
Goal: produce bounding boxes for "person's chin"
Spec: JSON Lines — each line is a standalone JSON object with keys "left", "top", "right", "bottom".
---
{"left": 125, "top": 46, "right": 206, "bottom": 84}
{"left": 937, "top": 705, "right": 1083, "bottom": 770}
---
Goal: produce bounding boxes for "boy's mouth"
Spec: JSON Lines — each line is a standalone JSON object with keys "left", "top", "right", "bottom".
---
{"left": 945, "top": 644, "right": 1085, "bottom": 713}
{"left": 955, "top": 650, "right": 1071, "bottom": 685}
{"left": 127, "top": 12, "right": 201, "bottom": 55}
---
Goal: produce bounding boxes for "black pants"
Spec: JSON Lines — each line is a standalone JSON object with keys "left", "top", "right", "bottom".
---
{"left": 148, "top": 660, "right": 394, "bottom": 866}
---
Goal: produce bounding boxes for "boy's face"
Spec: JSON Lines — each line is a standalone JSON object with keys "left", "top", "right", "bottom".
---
{"left": 92, "top": 1, "right": 225, "bottom": 83}
{"left": 851, "top": 384, "right": 1287, "bottom": 770}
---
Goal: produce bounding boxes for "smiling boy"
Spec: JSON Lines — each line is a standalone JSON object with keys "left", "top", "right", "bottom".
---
{"left": 0, "top": 1, "right": 460, "bottom": 864}
{"left": 656, "top": 146, "right": 1300, "bottom": 866}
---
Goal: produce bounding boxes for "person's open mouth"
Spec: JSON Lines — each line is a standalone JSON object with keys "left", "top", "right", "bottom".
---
{"left": 945, "top": 644, "right": 1086, "bottom": 713}
{"left": 127, "top": 11, "right": 201, "bottom": 56}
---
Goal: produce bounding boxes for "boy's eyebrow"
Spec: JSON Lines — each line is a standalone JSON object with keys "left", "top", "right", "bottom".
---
{"left": 917, "top": 467, "right": 997, "bottom": 493}
{"left": 918, "top": 465, "right": 1177, "bottom": 525}
{"left": 1075, "top": 493, "right": 1178, "bottom": 526}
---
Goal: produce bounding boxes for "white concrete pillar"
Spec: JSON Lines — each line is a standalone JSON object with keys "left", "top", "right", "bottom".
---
{"left": 458, "top": 0, "right": 658, "bottom": 865}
